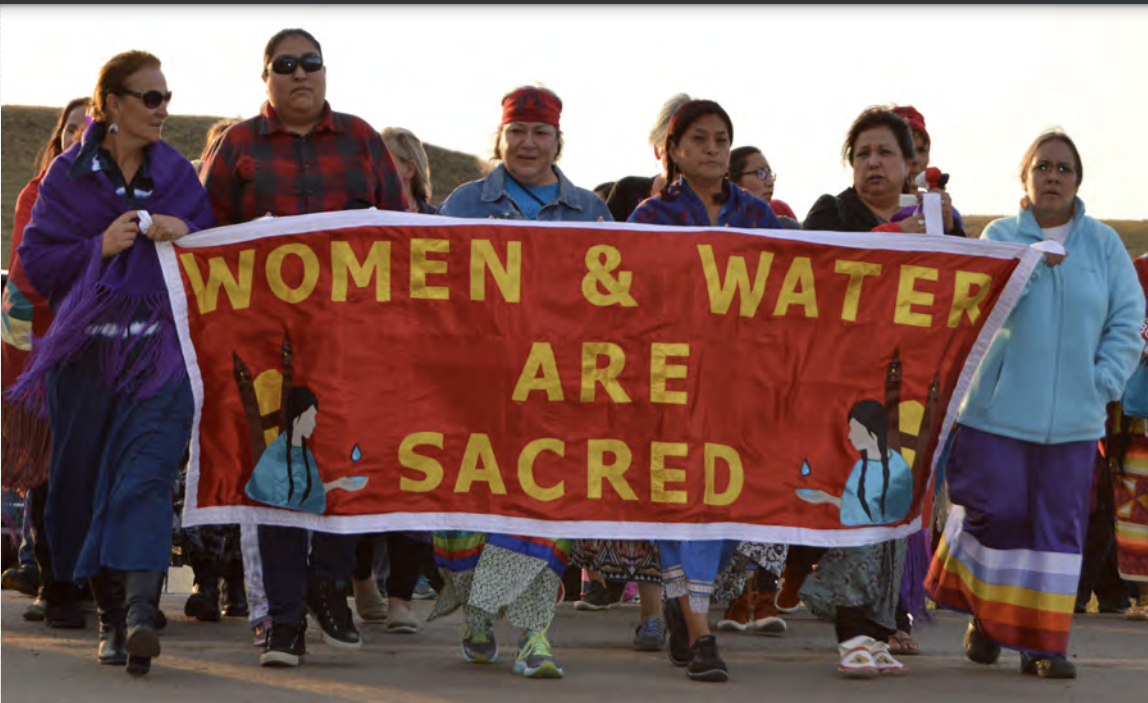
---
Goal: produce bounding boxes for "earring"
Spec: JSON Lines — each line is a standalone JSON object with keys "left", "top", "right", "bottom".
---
{"left": 109, "top": 123, "right": 119, "bottom": 135}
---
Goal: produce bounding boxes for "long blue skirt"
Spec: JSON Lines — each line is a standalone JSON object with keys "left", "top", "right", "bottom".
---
{"left": 45, "top": 349, "right": 193, "bottom": 581}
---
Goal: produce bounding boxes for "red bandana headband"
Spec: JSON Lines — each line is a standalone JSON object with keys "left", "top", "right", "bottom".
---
{"left": 501, "top": 88, "right": 561, "bottom": 130}
{"left": 892, "top": 105, "right": 928, "bottom": 144}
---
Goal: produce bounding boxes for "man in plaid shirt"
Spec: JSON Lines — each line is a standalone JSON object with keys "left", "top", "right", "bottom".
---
{"left": 198, "top": 28, "right": 406, "bottom": 670}
{"left": 200, "top": 37, "right": 406, "bottom": 223}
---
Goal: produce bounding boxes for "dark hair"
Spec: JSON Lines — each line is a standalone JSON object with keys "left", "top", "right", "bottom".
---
{"left": 1019, "top": 129, "right": 1083, "bottom": 188}
{"left": 35, "top": 97, "right": 90, "bottom": 174}
{"left": 492, "top": 85, "right": 564, "bottom": 162}
{"left": 283, "top": 385, "right": 319, "bottom": 504}
{"left": 605, "top": 175, "right": 655, "bottom": 222}
{"left": 91, "top": 50, "right": 161, "bottom": 122}
{"left": 729, "top": 146, "right": 764, "bottom": 181}
{"left": 841, "top": 107, "right": 915, "bottom": 165}
{"left": 263, "top": 28, "right": 323, "bottom": 77}
{"left": 660, "top": 99, "right": 734, "bottom": 203}
{"left": 848, "top": 399, "right": 891, "bottom": 522}
{"left": 594, "top": 181, "right": 615, "bottom": 199}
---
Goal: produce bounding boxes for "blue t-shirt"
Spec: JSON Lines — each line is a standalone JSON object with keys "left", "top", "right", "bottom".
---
{"left": 245, "top": 433, "right": 327, "bottom": 515}
{"left": 503, "top": 177, "right": 561, "bottom": 220}
{"left": 839, "top": 450, "right": 913, "bottom": 526}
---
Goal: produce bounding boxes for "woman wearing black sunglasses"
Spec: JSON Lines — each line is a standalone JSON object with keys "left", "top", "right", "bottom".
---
{"left": 8, "top": 49, "right": 215, "bottom": 677}
{"left": 200, "top": 27, "right": 408, "bottom": 669}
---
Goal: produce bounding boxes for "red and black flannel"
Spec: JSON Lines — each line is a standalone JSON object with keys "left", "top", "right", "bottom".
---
{"left": 200, "top": 101, "right": 407, "bottom": 225}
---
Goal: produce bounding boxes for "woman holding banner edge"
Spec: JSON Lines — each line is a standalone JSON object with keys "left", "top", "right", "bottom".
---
{"left": 926, "top": 129, "right": 1143, "bottom": 679}
{"left": 8, "top": 50, "right": 215, "bottom": 676}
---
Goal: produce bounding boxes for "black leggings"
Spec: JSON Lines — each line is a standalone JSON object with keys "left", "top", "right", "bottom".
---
{"left": 353, "top": 533, "right": 440, "bottom": 601}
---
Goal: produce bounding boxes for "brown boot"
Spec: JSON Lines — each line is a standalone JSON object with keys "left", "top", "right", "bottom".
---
{"left": 716, "top": 578, "right": 755, "bottom": 632}
{"left": 775, "top": 562, "right": 807, "bottom": 613}
{"left": 751, "top": 589, "right": 787, "bottom": 636}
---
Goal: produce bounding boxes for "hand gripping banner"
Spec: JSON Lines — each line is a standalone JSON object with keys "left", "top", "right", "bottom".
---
{"left": 159, "top": 210, "right": 1041, "bottom": 546}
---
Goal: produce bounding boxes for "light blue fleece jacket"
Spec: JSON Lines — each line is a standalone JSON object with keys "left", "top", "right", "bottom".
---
{"left": 958, "top": 197, "right": 1144, "bottom": 444}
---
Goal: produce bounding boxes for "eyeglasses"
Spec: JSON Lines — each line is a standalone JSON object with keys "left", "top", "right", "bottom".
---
{"left": 119, "top": 89, "right": 172, "bottom": 110}
{"left": 741, "top": 168, "right": 777, "bottom": 182}
{"left": 269, "top": 53, "right": 324, "bottom": 76}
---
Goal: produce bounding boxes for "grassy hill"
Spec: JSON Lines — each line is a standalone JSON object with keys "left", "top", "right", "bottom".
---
{"left": 2, "top": 105, "right": 491, "bottom": 264}
{"left": 3, "top": 105, "right": 1145, "bottom": 266}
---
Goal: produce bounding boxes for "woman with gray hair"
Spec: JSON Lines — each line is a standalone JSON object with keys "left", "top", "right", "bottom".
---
{"left": 648, "top": 93, "right": 692, "bottom": 194}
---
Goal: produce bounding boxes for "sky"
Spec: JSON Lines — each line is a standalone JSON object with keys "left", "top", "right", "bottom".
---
{"left": 1, "top": 5, "right": 1146, "bottom": 220}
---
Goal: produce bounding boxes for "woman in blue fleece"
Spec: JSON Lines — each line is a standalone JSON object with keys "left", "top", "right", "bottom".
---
{"left": 926, "top": 130, "right": 1144, "bottom": 680}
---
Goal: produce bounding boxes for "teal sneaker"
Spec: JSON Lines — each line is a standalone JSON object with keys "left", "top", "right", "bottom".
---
{"left": 460, "top": 624, "right": 498, "bottom": 664}
{"left": 514, "top": 629, "right": 564, "bottom": 679}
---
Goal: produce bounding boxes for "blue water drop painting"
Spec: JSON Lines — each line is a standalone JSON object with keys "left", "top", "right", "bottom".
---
{"left": 350, "top": 444, "right": 363, "bottom": 462}
{"left": 800, "top": 460, "right": 811, "bottom": 477}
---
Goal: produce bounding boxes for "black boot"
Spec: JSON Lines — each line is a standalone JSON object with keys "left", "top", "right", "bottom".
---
{"left": 964, "top": 618, "right": 1001, "bottom": 665}
{"left": 124, "top": 571, "right": 164, "bottom": 676}
{"left": 184, "top": 562, "right": 221, "bottom": 622}
{"left": 221, "top": 576, "right": 249, "bottom": 618}
{"left": 89, "top": 570, "right": 127, "bottom": 666}
{"left": 44, "top": 581, "right": 86, "bottom": 629}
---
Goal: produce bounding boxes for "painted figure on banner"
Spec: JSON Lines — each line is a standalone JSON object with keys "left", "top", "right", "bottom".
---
{"left": 244, "top": 385, "right": 367, "bottom": 514}
{"left": 797, "top": 399, "right": 914, "bottom": 526}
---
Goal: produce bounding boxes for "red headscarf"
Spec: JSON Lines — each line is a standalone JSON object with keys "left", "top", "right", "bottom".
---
{"left": 501, "top": 88, "right": 561, "bottom": 130}
{"left": 892, "top": 105, "right": 929, "bottom": 144}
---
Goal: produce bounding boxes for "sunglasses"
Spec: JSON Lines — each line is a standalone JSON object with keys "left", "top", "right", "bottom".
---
{"left": 741, "top": 168, "right": 777, "bottom": 182}
{"left": 120, "top": 89, "right": 172, "bottom": 110}
{"left": 269, "top": 53, "right": 324, "bottom": 76}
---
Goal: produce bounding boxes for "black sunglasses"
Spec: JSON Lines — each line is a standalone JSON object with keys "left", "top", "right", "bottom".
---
{"left": 120, "top": 89, "right": 172, "bottom": 110}
{"left": 269, "top": 53, "right": 324, "bottom": 76}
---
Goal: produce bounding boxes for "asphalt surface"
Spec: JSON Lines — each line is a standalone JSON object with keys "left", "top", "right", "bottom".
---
{"left": 2, "top": 575, "right": 1145, "bottom": 703}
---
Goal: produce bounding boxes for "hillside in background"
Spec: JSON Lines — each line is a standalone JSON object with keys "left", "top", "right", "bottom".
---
{"left": 1, "top": 105, "right": 491, "bottom": 264}
{"left": 3, "top": 105, "right": 1145, "bottom": 266}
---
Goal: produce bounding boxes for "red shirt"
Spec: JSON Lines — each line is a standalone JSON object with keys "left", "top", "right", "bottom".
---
{"left": 200, "top": 102, "right": 407, "bottom": 225}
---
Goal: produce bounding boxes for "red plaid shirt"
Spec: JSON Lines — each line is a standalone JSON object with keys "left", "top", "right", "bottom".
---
{"left": 200, "top": 101, "right": 407, "bottom": 225}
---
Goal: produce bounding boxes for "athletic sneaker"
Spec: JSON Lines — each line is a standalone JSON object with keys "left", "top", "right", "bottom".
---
{"left": 575, "top": 580, "right": 612, "bottom": 611}
{"left": 514, "top": 629, "right": 564, "bottom": 679}
{"left": 252, "top": 618, "right": 272, "bottom": 648}
{"left": 460, "top": 624, "right": 498, "bottom": 663}
{"left": 305, "top": 579, "right": 361, "bottom": 650}
{"left": 412, "top": 574, "right": 437, "bottom": 601}
{"left": 260, "top": 620, "right": 305, "bottom": 667}
{"left": 632, "top": 616, "right": 666, "bottom": 651}
{"left": 686, "top": 635, "right": 728, "bottom": 682}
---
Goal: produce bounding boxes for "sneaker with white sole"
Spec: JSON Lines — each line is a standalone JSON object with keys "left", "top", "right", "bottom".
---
{"left": 260, "top": 619, "right": 305, "bottom": 667}
{"left": 514, "top": 629, "right": 564, "bottom": 679}
{"left": 837, "top": 636, "right": 880, "bottom": 679}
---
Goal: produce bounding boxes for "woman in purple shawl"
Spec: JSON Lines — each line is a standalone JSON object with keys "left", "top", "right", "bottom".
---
{"left": 8, "top": 50, "right": 215, "bottom": 676}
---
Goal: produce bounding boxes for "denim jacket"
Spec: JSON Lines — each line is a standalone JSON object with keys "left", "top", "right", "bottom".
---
{"left": 438, "top": 163, "right": 613, "bottom": 222}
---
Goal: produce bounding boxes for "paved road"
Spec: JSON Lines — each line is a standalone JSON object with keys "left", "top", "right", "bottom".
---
{"left": 2, "top": 583, "right": 1145, "bottom": 703}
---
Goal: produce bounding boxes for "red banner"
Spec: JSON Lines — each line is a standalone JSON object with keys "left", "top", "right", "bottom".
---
{"left": 161, "top": 211, "right": 1039, "bottom": 546}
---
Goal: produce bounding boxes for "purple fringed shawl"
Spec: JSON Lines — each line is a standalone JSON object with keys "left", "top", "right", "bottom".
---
{"left": 7, "top": 121, "right": 215, "bottom": 412}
